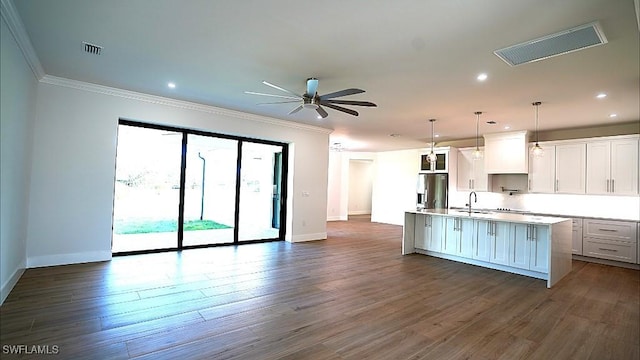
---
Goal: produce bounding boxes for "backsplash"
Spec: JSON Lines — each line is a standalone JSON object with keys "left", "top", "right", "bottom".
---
{"left": 450, "top": 190, "right": 639, "bottom": 221}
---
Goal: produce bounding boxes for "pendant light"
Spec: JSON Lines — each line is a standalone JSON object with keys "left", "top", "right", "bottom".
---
{"left": 472, "top": 111, "right": 483, "bottom": 160}
{"left": 427, "top": 119, "right": 437, "bottom": 163}
{"left": 531, "top": 101, "right": 544, "bottom": 157}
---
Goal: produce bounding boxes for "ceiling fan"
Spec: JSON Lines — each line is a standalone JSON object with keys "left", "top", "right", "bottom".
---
{"left": 245, "top": 78, "right": 377, "bottom": 118}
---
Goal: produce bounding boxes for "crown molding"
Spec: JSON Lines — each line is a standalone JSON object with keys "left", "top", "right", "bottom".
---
{"left": 0, "top": 0, "right": 45, "bottom": 80}
{"left": 40, "top": 75, "right": 333, "bottom": 134}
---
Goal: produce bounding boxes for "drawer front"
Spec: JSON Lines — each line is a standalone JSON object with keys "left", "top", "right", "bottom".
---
{"left": 583, "top": 237, "right": 637, "bottom": 263}
{"left": 583, "top": 219, "right": 636, "bottom": 241}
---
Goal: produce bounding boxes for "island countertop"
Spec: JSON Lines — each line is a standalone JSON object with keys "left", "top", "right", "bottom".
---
{"left": 408, "top": 208, "right": 570, "bottom": 225}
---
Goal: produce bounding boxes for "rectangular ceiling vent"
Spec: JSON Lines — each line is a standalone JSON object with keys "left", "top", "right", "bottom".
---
{"left": 494, "top": 21, "right": 607, "bottom": 66}
{"left": 82, "top": 42, "right": 103, "bottom": 55}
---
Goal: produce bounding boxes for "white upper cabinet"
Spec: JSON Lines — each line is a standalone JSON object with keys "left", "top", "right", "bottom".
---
{"left": 555, "top": 143, "right": 586, "bottom": 194}
{"left": 587, "top": 138, "right": 639, "bottom": 195}
{"left": 457, "top": 148, "right": 489, "bottom": 191}
{"left": 528, "top": 144, "right": 556, "bottom": 193}
{"left": 484, "top": 131, "right": 529, "bottom": 174}
{"left": 527, "top": 141, "right": 586, "bottom": 194}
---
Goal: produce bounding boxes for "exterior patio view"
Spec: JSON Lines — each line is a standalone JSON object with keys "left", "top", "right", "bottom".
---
{"left": 112, "top": 123, "right": 284, "bottom": 253}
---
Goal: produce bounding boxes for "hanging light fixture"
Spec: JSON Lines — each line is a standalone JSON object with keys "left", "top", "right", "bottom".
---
{"left": 531, "top": 101, "right": 544, "bottom": 157}
{"left": 472, "top": 111, "right": 483, "bottom": 160}
{"left": 427, "top": 119, "right": 437, "bottom": 163}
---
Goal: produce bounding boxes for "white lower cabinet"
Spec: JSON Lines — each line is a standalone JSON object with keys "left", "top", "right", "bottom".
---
{"left": 571, "top": 218, "right": 583, "bottom": 255}
{"left": 582, "top": 219, "right": 637, "bottom": 264}
{"left": 443, "top": 217, "right": 473, "bottom": 258}
{"left": 415, "top": 214, "right": 444, "bottom": 252}
{"left": 473, "top": 220, "right": 492, "bottom": 262}
{"left": 509, "top": 223, "right": 549, "bottom": 273}
{"left": 489, "top": 221, "right": 510, "bottom": 266}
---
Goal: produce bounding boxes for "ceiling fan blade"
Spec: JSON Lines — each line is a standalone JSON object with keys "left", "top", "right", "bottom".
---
{"left": 244, "top": 91, "right": 301, "bottom": 100}
{"left": 262, "top": 81, "right": 303, "bottom": 98}
{"left": 322, "top": 99, "right": 377, "bottom": 107}
{"left": 306, "top": 78, "right": 319, "bottom": 96}
{"left": 257, "top": 100, "right": 301, "bottom": 105}
{"left": 319, "top": 88, "right": 365, "bottom": 100}
{"left": 322, "top": 103, "right": 359, "bottom": 117}
{"left": 316, "top": 106, "right": 328, "bottom": 119}
{"left": 288, "top": 104, "right": 304, "bottom": 115}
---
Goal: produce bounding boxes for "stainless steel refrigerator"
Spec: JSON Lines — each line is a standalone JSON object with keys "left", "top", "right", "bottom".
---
{"left": 416, "top": 173, "right": 448, "bottom": 210}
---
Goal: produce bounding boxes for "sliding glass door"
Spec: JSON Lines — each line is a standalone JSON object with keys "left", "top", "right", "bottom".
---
{"left": 238, "top": 142, "right": 284, "bottom": 242}
{"left": 182, "top": 135, "right": 238, "bottom": 247}
{"left": 112, "top": 125, "right": 182, "bottom": 253}
{"left": 111, "top": 121, "right": 287, "bottom": 254}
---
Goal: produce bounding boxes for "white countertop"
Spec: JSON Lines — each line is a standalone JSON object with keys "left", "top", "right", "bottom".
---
{"left": 408, "top": 209, "right": 570, "bottom": 225}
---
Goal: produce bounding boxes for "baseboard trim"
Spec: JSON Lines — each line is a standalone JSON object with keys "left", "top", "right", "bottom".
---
{"left": 1, "top": 260, "right": 26, "bottom": 305}
{"left": 573, "top": 255, "right": 640, "bottom": 270}
{"left": 327, "top": 215, "right": 348, "bottom": 221}
{"left": 288, "top": 232, "right": 327, "bottom": 243}
{"left": 27, "top": 250, "right": 112, "bottom": 268}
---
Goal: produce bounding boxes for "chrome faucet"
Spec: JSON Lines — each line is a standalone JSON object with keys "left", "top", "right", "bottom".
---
{"left": 468, "top": 191, "right": 477, "bottom": 213}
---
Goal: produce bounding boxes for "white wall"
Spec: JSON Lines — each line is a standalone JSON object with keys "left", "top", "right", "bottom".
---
{"left": 25, "top": 77, "right": 331, "bottom": 268}
{"left": 348, "top": 160, "right": 373, "bottom": 215}
{"left": 0, "top": 16, "right": 37, "bottom": 303}
{"left": 371, "top": 149, "right": 421, "bottom": 225}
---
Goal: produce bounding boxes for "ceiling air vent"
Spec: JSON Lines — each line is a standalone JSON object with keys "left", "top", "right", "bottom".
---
{"left": 82, "top": 42, "right": 103, "bottom": 55}
{"left": 494, "top": 21, "right": 607, "bottom": 66}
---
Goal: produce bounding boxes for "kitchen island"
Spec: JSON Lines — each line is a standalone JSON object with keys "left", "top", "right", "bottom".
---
{"left": 403, "top": 209, "right": 572, "bottom": 288}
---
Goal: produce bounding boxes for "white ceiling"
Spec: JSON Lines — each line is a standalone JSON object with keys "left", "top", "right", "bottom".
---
{"left": 9, "top": 0, "right": 640, "bottom": 151}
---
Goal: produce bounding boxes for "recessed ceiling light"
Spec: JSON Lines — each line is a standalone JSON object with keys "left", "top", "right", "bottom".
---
{"left": 317, "top": 115, "right": 323, "bottom": 119}
{"left": 596, "top": 93, "right": 607, "bottom": 99}
{"left": 609, "top": 113, "right": 617, "bottom": 118}
{"left": 504, "top": 126, "right": 511, "bottom": 130}
{"left": 477, "top": 73, "right": 488, "bottom": 81}
{"left": 167, "top": 82, "right": 176, "bottom": 89}
{"left": 435, "top": 134, "right": 440, "bottom": 138}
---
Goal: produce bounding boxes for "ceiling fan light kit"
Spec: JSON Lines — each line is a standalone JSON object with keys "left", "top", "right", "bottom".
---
{"left": 245, "top": 78, "right": 377, "bottom": 119}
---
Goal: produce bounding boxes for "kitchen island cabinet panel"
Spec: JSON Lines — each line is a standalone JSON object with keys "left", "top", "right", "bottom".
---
{"left": 403, "top": 210, "right": 572, "bottom": 288}
{"left": 490, "top": 222, "right": 510, "bottom": 266}
{"left": 473, "top": 220, "right": 492, "bottom": 262}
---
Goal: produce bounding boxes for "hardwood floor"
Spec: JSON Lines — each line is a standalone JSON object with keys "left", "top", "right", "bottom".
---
{"left": 1, "top": 217, "right": 638, "bottom": 359}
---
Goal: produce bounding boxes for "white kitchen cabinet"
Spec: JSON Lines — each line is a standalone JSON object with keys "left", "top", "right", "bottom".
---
{"left": 489, "top": 221, "right": 510, "bottom": 266}
{"left": 414, "top": 214, "right": 427, "bottom": 249}
{"left": 443, "top": 217, "right": 473, "bottom": 258}
{"left": 420, "top": 215, "right": 444, "bottom": 252}
{"left": 457, "top": 148, "right": 489, "bottom": 191}
{"left": 582, "top": 219, "right": 637, "bottom": 263}
{"left": 572, "top": 218, "right": 583, "bottom": 255}
{"left": 528, "top": 144, "right": 556, "bottom": 193}
{"left": 555, "top": 143, "right": 586, "bottom": 194}
{"left": 473, "top": 220, "right": 492, "bottom": 262}
{"left": 484, "top": 131, "right": 529, "bottom": 174}
{"left": 586, "top": 138, "right": 638, "bottom": 195}
{"left": 509, "top": 223, "right": 549, "bottom": 273}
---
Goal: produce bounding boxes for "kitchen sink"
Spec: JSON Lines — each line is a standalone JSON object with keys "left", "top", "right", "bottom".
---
{"left": 450, "top": 209, "right": 493, "bottom": 215}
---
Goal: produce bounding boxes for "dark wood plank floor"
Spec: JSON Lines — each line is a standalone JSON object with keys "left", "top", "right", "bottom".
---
{"left": 1, "top": 216, "right": 638, "bottom": 359}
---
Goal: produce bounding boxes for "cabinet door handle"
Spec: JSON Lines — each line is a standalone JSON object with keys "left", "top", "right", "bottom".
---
{"left": 556, "top": 179, "right": 559, "bottom": 192}
{"left": 472, "top": 179, "right": 475, "bottom": 189}
{"left": 606, "top": 179, "right": 610, "bottom": 193}
{"left": 532, "top": 226, "right": 537, "bottom": 241}
{"left": 493, "top": 222, "right": 496, "bottom": 236}
{"left": 528, "top": 179, "right": 531, "bottom": 191}
{"left": 598, "top": 228, "right": 617, "bottom": 232}
{"left": 598, "top": 248, "right": 618, "bottom": 252}
{"left": 612, "top": 179, "right": 615, "bottom": 193}
{"left": 526, "top": 224, "right": 530, "bottom": 240}
{"left": 469, "top": 179, "right": 472, "bottom": 189}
